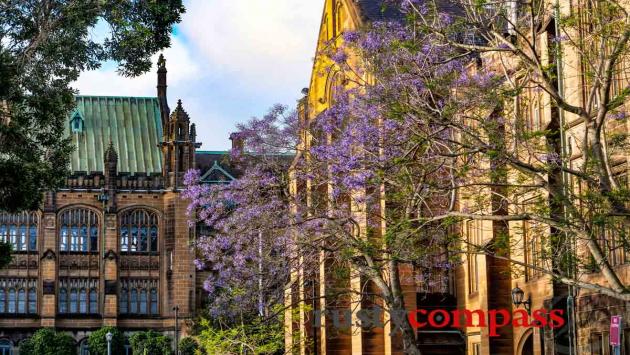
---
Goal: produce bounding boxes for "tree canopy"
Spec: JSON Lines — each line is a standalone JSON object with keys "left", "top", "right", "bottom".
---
{"left": 0, "top": 0, "right": 185, "bottom": 212}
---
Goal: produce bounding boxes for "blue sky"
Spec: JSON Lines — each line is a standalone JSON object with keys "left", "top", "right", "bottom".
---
{"left": 74, "top": 0, "right": 323, "bottom": 150}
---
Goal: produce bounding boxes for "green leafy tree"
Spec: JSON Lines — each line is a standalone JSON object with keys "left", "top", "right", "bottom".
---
{"left": 0, "top": 241, "right": 11, "bottom": 269}
{"left": 179, "top": 337, "right": 202, "bottom": 355}
{"left": 88, "top": 326, "right": 125, "bottom": 355}
{"left": 129, "top": 330, "right": 172, "bottom": 355}
{"left": 196, "top": 317, "right": 284, "bottom": 355}
{"left": 19, "top": 328, "right": 75, "bottom": 355}
{"left": 0, "top": 0, "right": 185, "bottom": 212}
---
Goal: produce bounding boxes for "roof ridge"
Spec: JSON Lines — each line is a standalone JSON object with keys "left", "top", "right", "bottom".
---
{"left": 75, "top": 95, "right": 159, "bottom": 100}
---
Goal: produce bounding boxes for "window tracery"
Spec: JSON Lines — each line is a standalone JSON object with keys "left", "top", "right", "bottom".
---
{"left": 59, "top": 208, "right": 99, "bottom": 252}
{"left": 0, "top": 212, "right": 38, "bottom": 252}
{"left": 0, "top": 279, "right": 36, "bottom": 314}
{"left": 58, "top": 279, "right": 98, "bottom": 314}
{"left": 119, "top": 279, "right": 158, "bottom": 316}
{"left": 119, "top": 209, "right": 159, "bottom": 253}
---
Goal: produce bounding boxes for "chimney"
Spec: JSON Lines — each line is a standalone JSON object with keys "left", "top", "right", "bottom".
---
{"left": 229, "top": 132, "right": 245, "bottom": 153}
{"left": 157, "top": 54, "right": 170, "bottom": 128}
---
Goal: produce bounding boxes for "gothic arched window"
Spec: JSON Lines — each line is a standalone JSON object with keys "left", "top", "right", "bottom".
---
{"left": 119, "top": 279, "right": 158, "bottom": 316}
{"left": 150, "top": 288, "right": 158, "bottom": 315}
{"left": 0, "top": 212, "right": 38, "bottom": 252}
{"left": 0, "top": 339, "right": 11, "bottom": 355}
{"left": 119, "top": 209, "right": 159, "bottom": 253}
{"left": 17, "top": 289, "right": 25, "bottom": 313}
{"left": 335, "top": 2, "right": 345, "bottom": 35}
{"left": 7, "top": 289, "right": 15, "bottom": 313}
{"left": 130, "top": 289, "right": 138, "bottom": 313}
{"left": 70, "top": 288, "right": 78, "bottom": 313}
{"left": 79, "top": 338, "right": 90, "bottom": 355}
{"left": 28, "top": 288, "right": 36, "bottom": 313}
{"left": 89, "top": 288, "right": 97, "bottom": 314}
{"left": 139, "top": 289, "right": 147, "bottom": 314}
{"left": 79, "top": 288, "right": 87, "bottom": 313}
{"left": 59, "top": 288, "right": 67, "bottom": 313}
{"left": 58, "top": 279, "right": 98, "bottom": 314}
{"left": 59, "top": 208, "right": 99, "bottom": 252}
{"left": 0, "top": 280, "right": 34, "bottom": 314}
{"left": 119, "top": 288, "right": 128, "bottom": 314}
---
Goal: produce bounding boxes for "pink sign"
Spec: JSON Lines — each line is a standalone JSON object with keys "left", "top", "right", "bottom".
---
{"left": 610, "top": 315, "right": 622, "bottom": 346}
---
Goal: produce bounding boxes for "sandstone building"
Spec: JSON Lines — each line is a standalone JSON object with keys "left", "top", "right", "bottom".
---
{"left": 0, "top": 56, "right": 235, "bottom": 354}
{"left": 288, "top": 1, "right": 630, "bottom": 355}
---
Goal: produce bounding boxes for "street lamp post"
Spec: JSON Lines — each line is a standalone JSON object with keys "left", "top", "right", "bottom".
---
{"left": 106, "top": 331, "right": 113, "bottom": 355}
{"left": 173, "top": 305, "right": 179, "bottom": 355}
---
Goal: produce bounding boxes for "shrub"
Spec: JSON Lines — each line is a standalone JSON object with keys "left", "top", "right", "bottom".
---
{"left": 129, "top": 330, "right": 172, "bottom": 355}
{"left": 179, "top": 337, "right": 202, "bottom": 355}
{"left": 19, "top": 328, "right": 75, "bottom": 355}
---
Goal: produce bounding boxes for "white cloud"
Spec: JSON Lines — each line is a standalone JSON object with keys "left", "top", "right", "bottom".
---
{"left": 73, "top": 36, "right": 199, "bottom": 96}
{"left": 180, "top": 0, "right": 322, "bottom": 93}
{"left": 73, "top": 0, "right": 323, "bottom": 149}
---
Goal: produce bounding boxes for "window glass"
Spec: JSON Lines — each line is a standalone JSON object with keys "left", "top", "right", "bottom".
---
{"left": 120, "top": 289, "right": 128, "bottom": 314}
{"left": 59, "top": 288, "right": 67, "bottom": 313}
{"left": 89, "top": 288, "right": 97, "bottom": 314}
{"left": 17, "top": 289, "right": 25, "bottom": 313}
{"left": 58, "top": 209, "right": 98, "bottom": 253}
{"left": 130, "top": 289, "right": 138, "bottom": 313}
{"left": 7, "top": 289, "right": 15, "bottom": 313}
{"left": 28, "top": 288, "right": 36, "bottom": 313}
{"left": 150, "top": 288, "right": 158, "bottom": 315}
{"left": 79, "top": 288, "right": 87, "bottom": 313}
{"left": 70, "top": 288, "right": 78, "bottom": 313}
{"left": 139, "top": 289, "right": 147, "bottom": 314}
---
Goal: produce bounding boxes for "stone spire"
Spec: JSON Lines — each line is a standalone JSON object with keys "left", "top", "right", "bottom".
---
{"left": 157, "top": 54, "right": 170, "bottom": 128}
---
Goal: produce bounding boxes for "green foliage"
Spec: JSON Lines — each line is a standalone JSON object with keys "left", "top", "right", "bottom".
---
{"left": 88, "top": 326, "right": 125, "bottom": 355}
{"left": 0, "top": 0, "right": 185, "bottom": 212}
{"left": 196, "top": 316, "right": 284, "bottom": 355}
{"left": 0, "top": 241, "right": 11, "bottom": 269}
{"left": 19, "top": 328, "right": 76, "bottom": 355}
{"left": 179, "top": 337, "right": 203, "bottom": 355}
{"left": 129, "top": 330, "right": 172, "bottom": 355}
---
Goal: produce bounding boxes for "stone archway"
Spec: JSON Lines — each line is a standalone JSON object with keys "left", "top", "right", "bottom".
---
{"left": 517, "top": 329, "right": 535, "bottom": 355}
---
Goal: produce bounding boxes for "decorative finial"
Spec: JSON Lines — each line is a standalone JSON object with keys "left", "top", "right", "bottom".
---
{"left": 177, "top": 99, "right": 183, "bottom": 108}
{"left": 157, "top": 54, "right": 166, "bottom": 70}
{"left": 104, "top": 140, "right": 118, "bottom": 163}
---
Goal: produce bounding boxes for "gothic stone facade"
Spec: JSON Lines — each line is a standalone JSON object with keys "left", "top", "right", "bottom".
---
{"left": 0, "top": 57, "right": 236, "bottom": 353}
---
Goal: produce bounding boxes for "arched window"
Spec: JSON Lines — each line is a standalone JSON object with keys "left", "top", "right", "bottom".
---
{"left": 18, "top": 226, "right": 26, "bottom": 251}
{"left": 0, "top": 339, "right": 11, "bottom": 355}
{"left": 139, "top": 289, "right": 147, "bottom": 314}
{"left": 119, "top": 288, "right": 128, "bottom": 314}
{"left": 130, "top": 289, "right": 138, "bottom": 313}
{"left": 327, "top": 71, "right": 345, "bottom": 105}
{"left": 79, "top": 288, "right": 87, "bottom": 313}
{"left": 28, "top": 288, "right": 36, "bottom": 313}
{"left": 0, "top": 289, "right": 4, "bottom": 313}
{"left": 119, "top": 280, "right": 158, "bottom": 316}
{"left": 70, "top": 288, "right": 78, "bottom": 313}
{"left": 7, "top": 289, "right": 15, "bottom": 313}
{"left": 150, "top": 288, "right": 158, "bottom": 315}
{"left": 89, "top": 288, "right": 97, "bottom": 314}
{"left": 59, "top": 208, "right": 99, "bottom": 252}
{"left": 119, "top": 209, "right": 159, "bottom": 253}
{"left": 0, "top": 212, "right": 39, "bottom": 252}
{"left": 59, "top": 288, "right": 67, "bottom": 313}
{"left": 59, "top": 279, "right": 97, "bottom": 314}
{"left": 79, "top": 338, "right": 90, "bottom": 355}
{"left": 17, "top": 289, "right": 25, "bottom": 313}
{"left": 335, "top": 2, "right": 345, "bottom": 35}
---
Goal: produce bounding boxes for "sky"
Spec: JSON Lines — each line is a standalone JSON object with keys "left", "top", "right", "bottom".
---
{"left": 74, "top": 0, "right": 323, "bottom": 150}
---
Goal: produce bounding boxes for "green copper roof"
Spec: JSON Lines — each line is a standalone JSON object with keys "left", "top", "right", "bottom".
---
{"left": 66, "top": 96, "right": 163, "bottom": 174}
